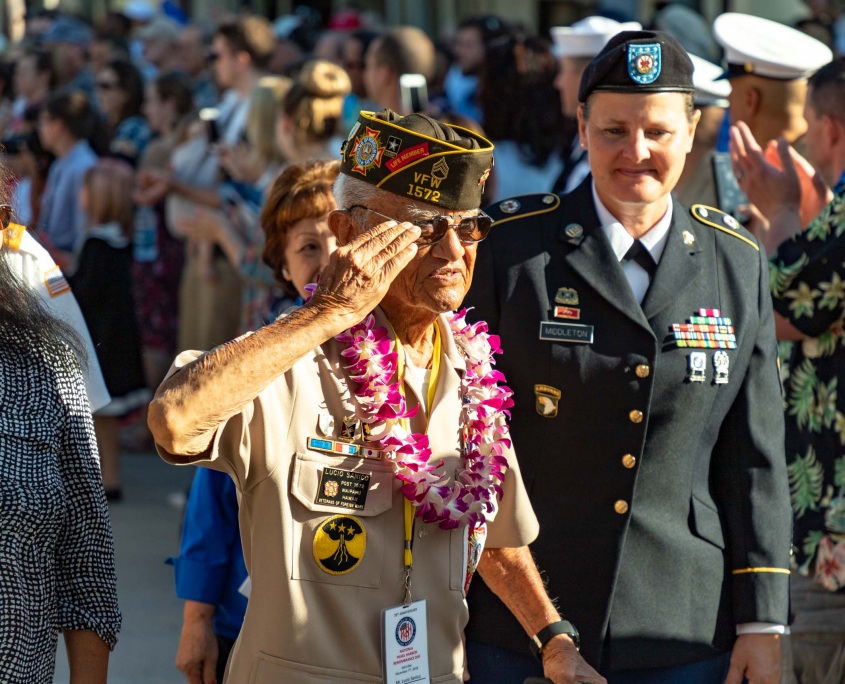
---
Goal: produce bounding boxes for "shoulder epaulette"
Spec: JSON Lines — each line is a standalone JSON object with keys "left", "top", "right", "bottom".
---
{"left": 690, "top": 204, "right": 759, "bottom": 251}
{"left": 2, "top": 223, "right": 26, "bottom": 251}
{"left": 484, "top": 193, "right": 561, "bottom": 225}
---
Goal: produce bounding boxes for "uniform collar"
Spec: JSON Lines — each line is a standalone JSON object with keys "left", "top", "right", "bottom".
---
{"left": 592, "top": 181, "right": 673, "bottom": 264}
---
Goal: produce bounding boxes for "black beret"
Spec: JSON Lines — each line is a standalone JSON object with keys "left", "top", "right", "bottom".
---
{"left": 578, "top": 30, "right": 694, "bottom": 102}
{"left": 339, "top": 109, "right": 494, "bottom": 211}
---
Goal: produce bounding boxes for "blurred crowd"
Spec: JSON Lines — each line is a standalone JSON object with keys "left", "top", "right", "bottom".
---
{"left": 0, "top": 5, "right": 580, "bottom": 485}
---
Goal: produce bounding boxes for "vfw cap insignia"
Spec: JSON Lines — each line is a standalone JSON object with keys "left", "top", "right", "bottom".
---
{"left": 628, "top": 43, "right": 661, "bottom": 84}
{"left": 350, "top": 127, "right": 387, "bottom": 176}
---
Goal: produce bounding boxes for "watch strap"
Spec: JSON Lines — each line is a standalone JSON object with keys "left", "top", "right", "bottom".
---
{"left": 528, "top": 619, "right": 580, "bottom": 661}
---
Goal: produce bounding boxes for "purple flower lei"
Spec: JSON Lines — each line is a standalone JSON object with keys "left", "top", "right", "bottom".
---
{"left": 335, "top": 309, "right": 514, "bottom": 530}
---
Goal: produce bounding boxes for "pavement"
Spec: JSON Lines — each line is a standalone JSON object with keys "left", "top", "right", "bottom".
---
{"left": 54, "top": 452, "right": 195, "bottom": 684}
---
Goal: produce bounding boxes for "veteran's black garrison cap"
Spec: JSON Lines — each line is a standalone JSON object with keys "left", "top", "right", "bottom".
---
{"left": 339, "top": 109, "right": 494, "bottom": 211}
{"left": 578, "top": 29, "right": 695, "bottom": 102}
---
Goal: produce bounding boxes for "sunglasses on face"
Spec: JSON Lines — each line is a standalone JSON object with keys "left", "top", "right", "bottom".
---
{"left": 346, "top": 205, "right": 493, "bottom": 246}
{"left": 95, "top": 80, "right": 118, "bottom": 91}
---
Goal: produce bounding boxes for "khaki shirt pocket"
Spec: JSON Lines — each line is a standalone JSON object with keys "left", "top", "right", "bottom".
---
{"left": 289, "top": 452, "right": 396, "bottom": 588}
{"left": 250, "top": 651, "right": 382, "bottom": 683}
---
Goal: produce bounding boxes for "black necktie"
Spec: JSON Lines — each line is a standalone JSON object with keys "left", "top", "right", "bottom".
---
{"left": 622, "top": 240, "right": 657, "bottom": 279}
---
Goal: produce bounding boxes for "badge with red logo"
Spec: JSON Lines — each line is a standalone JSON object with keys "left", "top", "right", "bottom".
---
{"left": 350, "top": 127, "right": 386, "bottom": 176}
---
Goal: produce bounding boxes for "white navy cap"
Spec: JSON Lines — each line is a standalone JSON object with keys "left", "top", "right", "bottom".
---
{"left": 551, "top": 16, "right": 642, "bottom": 59}
{"left": 713, "top": 12, "right": 832, "bottom": 80}
{"left": 690, "top": 54, "right": 731, "bottom": 108}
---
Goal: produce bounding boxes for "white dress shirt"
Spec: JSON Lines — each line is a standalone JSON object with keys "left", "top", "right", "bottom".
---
{"left": 592, "top": 182, "right": 673, "bottom": 304}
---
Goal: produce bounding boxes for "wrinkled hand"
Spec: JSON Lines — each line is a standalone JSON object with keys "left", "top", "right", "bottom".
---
{"left": 724, "top": 633, "right": 781, "bottom": 684}
{"left": 175, "top": 609, "right": 218, "bottom": 684}
{"left": 307, "top": 217, "right": 420, "bottom": 325}
{"left": 542, "top": 635, "right": 607, "bottom": 684}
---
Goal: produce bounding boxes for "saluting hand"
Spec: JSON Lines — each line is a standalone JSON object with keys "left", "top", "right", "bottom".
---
{"left": 308, "top": 215, "right": 420, "bottom": 327}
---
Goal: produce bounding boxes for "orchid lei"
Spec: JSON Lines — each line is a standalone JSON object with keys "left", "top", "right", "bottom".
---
{"left": 335, "top": 308, "right": 514, "bottom": 530}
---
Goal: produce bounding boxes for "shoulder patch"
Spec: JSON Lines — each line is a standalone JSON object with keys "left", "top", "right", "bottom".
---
{"left": 690, "top": 204, "right": 759, "bottom": 252}
{"left": 2, "top": 222, "right": 26, "bottom": 251}
{"left": 484, "top": 193, "right": 561, "bottom": 226}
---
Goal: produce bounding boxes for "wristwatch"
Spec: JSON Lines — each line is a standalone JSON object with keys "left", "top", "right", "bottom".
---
{"left": 529, "top": 619, "right": 580, "bottom": 661}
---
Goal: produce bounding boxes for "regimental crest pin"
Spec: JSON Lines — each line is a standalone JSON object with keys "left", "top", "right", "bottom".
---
{"left": 628, "top": 43, "right": 661, "bottom": 85}
{"left": 713, "top": 351, "right": 730, "bottom": 384}
{"left": 687, "top": 352, "right": 706, "bottom": 382}
{"left": 317, "top": 412, "right": 335, "bottom": 437}
{"left": 499, "top": 199, "right": 520, "bottom": 214}
{"left": 555, "top": 287, "right": 579, "bottom": 306}
{"left": 339, "top": 416, "right": 358, "bottom": 442}
{"left": 682, "top": 230, "right": 695, "bottom": 246}
{"left": 534, "top": 384, "right": 562, "bottom": 418}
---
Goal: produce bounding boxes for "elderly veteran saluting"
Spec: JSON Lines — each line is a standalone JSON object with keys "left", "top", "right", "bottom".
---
{"left": 149, "top": 109, "right": 604, "bottom": 684}
{"left": 465, "top": 31, "right": 791, "bottom": 684}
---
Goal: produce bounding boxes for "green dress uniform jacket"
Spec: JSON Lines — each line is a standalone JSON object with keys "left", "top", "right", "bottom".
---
{"left": 464, "top": 179, "right": 791, "bottom": 671}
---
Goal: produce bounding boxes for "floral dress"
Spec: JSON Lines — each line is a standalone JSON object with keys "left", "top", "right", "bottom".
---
{"left": 770, "top": 173, "right": 845, "bottom": 591}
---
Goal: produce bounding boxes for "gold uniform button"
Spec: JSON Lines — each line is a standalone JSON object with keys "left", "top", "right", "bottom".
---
{"left": 629, "top": 410, "right": 643, "bottom": 424}
{"left": 614, "top": 500, "right": 629, "bottom": 515}
{"left": 622, "top": 454, "right": 637, "bottom": 469}
{"left": 635, "top": 364, "right": 650, "bottom": 378}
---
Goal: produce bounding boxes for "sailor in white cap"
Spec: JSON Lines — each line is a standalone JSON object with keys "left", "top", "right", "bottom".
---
{"left": 675, "top": 54, "right": 746, "bottom": 217}
{"left": 550, "top": 16, "right": 641, "bottom": 195}
{"left": 715, "top": 12, "right": 833, "bottom": 231}
{"left": 713, "top": 12, "right": 833, "bottom": 152}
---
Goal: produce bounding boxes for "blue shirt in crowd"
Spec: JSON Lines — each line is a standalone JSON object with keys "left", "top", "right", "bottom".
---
{"left": 39, "top": 140, "right": 98, "bottom": 252}
{"left": 168, "top": 468, "right": 248, "bottom": 641}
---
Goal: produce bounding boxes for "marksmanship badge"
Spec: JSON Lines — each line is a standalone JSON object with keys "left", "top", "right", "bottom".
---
{"left": 628, "top": 43, "right": 661, "bottom": 85}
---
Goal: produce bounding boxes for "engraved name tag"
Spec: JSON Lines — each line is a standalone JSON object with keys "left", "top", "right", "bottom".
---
{"left": 538, "top": 321, "right": 594, "bottom": 344}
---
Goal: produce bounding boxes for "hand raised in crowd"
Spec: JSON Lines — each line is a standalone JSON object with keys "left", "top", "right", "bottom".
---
{"left": 730, "top": 121, "right": 831, "bottom": 252}
{"left": 134, "top": 167, "right": 173, "bottom": 207}
{"left": 175, "top": 600, "right": 218, "bottom": 684}
{"left": 541, "top": 636, "right": 607, "bottom": 684}
{"left": 723, "top": 633, "right": 782, "bottom": 684}
{"left": 174, "top": 207, "right": 226, "bottom": 245}
{"left": 307, "top": 215, "right": 420, "bottom": 328}
{"left": 218, "top": 142, "right": 264, "bottom": 184}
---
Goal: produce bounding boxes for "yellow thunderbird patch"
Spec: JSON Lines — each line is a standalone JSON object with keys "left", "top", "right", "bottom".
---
{"left": 535, "top": 384, "right": 562, "bottom": 418}
{"left": 313, "top": 514, "right": 366, "bottom": 575}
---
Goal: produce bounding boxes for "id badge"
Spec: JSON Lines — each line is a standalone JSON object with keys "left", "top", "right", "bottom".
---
{"left": 382, "top": 599, "right": 430, "bottom": 684}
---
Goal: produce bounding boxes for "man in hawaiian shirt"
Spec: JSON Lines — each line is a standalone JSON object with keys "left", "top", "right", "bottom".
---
{"left": 731, "top": 57, "right": 845, "bottom": 684}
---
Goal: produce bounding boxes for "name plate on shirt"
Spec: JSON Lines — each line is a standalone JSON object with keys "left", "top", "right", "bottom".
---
{"left": 316, "top": 467, "right": 371, "bottom": 510}
{"left": 539, "top": 321, "right": 594, "bottom": 344}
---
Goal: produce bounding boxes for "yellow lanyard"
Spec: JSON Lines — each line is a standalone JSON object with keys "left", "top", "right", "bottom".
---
{"left": 390, "top": 321, "right": 441, "bottom": 601}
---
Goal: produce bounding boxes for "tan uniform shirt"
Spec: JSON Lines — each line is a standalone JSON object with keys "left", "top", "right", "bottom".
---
{"left": 159, "top": 309, "right": 539, "bottom": 683}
